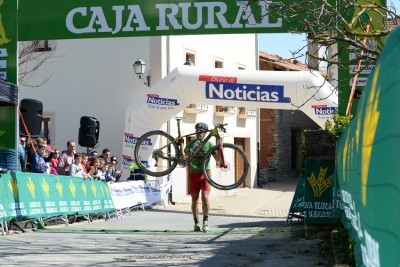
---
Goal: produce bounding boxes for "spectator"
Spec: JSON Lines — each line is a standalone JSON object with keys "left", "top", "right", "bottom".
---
{"left": 45, "top": 145, "right": 54, "bottom": 163}
{"left": 99, "top": 148, "right": 111, "bottom": 164}
{"left": 89, "top": 157, "right": 105, "bottom": 180}
{"left": 58, "top": 140, "right": 76, "bottom": 175}
{"left": 30, "top": 144, "right": 48, "bottom": 173}
{"left": 127, "top": 161, "right": 146, "bottom": 181}
{"left": 81, "top": 153, "right": 90, "bottom": 178}
{"left": 89, "top": 150, "right": 98, "bottom": 160}
{"left": 109, "top": 156, "right": 122, "bottom": 182}
{"left": 103, "top": 162, "right": 115, "bottom": 182}
{"left": 49, "top": 149, "right": 60, "bottom": 175}
{"left": 69, "top": 153, "right": 88, "bottom": 178}
{"left": 18, "top": 136, "right": 27, "bottom": 172}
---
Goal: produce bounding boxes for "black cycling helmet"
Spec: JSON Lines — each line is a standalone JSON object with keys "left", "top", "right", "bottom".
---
{"left": 195, "top": 122, "right": 208, "bottom": 131}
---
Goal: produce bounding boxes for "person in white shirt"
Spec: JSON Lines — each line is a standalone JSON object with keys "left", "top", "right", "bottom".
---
{"left": 69, "top": 153, "right": 87, "bottom": 178}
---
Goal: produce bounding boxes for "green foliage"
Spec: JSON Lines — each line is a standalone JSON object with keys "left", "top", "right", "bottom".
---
{"left": 325, "top": 113, "right": 353, "bottom": 140}
{"left": 318, "top": 221, "right": 356, "bottom": 266}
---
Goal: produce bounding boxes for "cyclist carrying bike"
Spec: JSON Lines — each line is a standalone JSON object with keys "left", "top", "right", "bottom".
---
{"left": 184, "top": 122, "right": 217, "bottom": 232}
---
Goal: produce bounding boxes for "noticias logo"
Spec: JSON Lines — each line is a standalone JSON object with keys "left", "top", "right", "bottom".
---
{"left": 124, "top": 133, "right": 139, "bottom": 144}
{"left": 312, "top": 106, "right": 338, "bottom": 115}
{"left": 147, "top": 94, "right": 179, "bottom": 106}
{"left": 205, "top": 82, "right": 290, "bottom": 103}
{"left": 122, "top": 155, "right": 133, "bottom": 166}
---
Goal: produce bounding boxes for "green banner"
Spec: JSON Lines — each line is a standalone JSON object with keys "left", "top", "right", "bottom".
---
{"left": 18, "top": 0, "right": 312, "bottom": 41}
{"left": 0, "top": 0, "right": 17, "bottom": 83}
{"left": 0, "top": 0, "right": 17, "bottom": 150}
{"left": 0, "top": 171, "right": 115, "bottom": 222}
{"left": 289, "top": 175, "right": 305, "bottom": 212}
{"left": 336, "top": 26, "right": 400, "bottom": 267}
{"left": 0, "top": 105, "right": 15, "bottom": 149}
{"left": 304, "top": 159, "right": 335, "bottom": 224}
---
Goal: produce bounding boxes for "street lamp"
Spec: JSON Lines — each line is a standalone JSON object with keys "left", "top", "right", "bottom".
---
{"left": 132, "top": 58, "right": 150, "bottom": 86}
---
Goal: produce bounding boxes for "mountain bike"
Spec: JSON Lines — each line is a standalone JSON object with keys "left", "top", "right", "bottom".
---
{"left": 134, "top": 118, "right": 249, "bottom": 190}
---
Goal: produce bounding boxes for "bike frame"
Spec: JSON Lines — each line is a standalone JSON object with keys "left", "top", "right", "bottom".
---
{"left": 170, "top": 118, "right": 223, "bottom": 167}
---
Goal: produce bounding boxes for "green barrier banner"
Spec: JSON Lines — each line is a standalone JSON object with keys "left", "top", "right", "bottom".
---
{"left": 17, "top": 0, "right": 327, "bottom": 41}
{"left": 0, "top": 0, "right": 17, "bottom": 83}
{"left": 336, "top": 26, "right": 400, "bottom": 267}
{"left": 0, "top": 0, "right": 18, "bottom": 149}
{"left": 289, "top": 175, "right": 305, "bottom": 212}
{"left": 304, "top": 159, "right": 335, "bottom": 224}
{"left": 0, "top": 171, "right": 115, "bottom": 222}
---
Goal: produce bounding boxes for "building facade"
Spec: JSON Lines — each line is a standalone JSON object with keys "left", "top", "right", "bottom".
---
{"left": 18, "top": 35, "right": 259, "bottom": 202}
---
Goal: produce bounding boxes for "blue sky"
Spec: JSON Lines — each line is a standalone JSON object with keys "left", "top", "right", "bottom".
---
{"left": 258, "top": 33, "right": 307, "bottom": 62}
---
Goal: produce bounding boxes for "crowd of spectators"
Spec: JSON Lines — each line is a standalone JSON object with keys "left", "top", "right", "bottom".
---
{"left": 20, "top": 137, "right": 124, "bottom": 183}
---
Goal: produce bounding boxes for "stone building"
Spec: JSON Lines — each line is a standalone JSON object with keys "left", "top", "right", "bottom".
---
{"left": 258, "top": 52, "right": 320, "bottom": 181}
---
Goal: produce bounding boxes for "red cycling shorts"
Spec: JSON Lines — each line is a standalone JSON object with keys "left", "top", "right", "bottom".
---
{"left": 189, "top": 171, "right": 211, "bottom": 195}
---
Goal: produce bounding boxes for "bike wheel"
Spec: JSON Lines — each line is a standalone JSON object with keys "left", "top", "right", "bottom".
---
{"left": 202, "top": 143, "right": 249, "bottom": 190}
{"left": 134, "top": 130, "right": 179, "bottom": 177}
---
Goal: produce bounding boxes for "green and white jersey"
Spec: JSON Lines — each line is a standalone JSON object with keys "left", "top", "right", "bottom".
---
{"left": 185, "top": 139, "right": 214, "bottom": 173}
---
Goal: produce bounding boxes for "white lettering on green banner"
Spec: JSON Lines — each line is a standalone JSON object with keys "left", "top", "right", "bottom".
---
{"left": 18, "top": 0, "right": 292, "bottom": 41}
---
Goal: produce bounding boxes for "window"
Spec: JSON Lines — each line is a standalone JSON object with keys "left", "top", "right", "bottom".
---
{"left": 33, "top": 41, "right": 52, "bottom": 52}
{"left": 238, "top": 64, "right": 246, "bottom": 70}
{"left": 185, "top": 53, "right": 196, "bottom": 65}
{"left": 214, "top": 59, "right": 223, "bottom": 68}
{"left": 41, "top": 113, "right": 55, "bottom": 146}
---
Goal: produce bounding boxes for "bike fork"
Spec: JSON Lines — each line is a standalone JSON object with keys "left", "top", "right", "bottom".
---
{"left": 218, "top": 145, "right": 228, "bottom": 169}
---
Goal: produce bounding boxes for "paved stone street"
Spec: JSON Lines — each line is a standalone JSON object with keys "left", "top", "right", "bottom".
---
{"left": 0, "top": 179, "right": 327, "bottom": 266}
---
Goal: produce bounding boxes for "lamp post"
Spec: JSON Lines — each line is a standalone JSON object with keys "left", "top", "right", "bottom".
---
{"left": 132, "top": 58, "right": 150, "bottom": 86}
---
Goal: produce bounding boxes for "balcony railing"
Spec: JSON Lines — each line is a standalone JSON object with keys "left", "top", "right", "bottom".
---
{"left": 184, "top": 104, "right": 208, "bottom": 113}
{"left": 215, "top": 106, "right": 235, "bottom": 117}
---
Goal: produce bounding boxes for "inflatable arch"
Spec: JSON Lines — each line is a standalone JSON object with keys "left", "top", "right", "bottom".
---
{"left": 123, "top": 66, "right": 337, "bottom": 167}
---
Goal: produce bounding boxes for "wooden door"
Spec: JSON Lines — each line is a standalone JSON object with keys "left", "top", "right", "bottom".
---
{"left": 234, "top": 138, "right": 246, "bottom": 188}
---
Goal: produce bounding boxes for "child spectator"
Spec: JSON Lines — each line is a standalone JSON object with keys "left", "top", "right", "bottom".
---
{"left": 89, "top": 157, "right": 105, "bottom": 180}
{"left": 81, "top": 153, "right": 91, "bottom": 178}
{"left": 69, "top": 153, "right": 88, "bottom": 178}
{"left": 49, "top": 149, "right": 60, "bottom": 175}
{"left": 30, "top": 144, "right": 48, "bottom": 174}
{"left": 103, "top": 163, "right": 115, "bottom": 182}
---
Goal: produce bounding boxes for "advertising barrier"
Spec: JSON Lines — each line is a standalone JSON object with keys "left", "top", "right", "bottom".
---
{"left": 335, "top": 27, "right": 400, "bottom": 266}
{"left": 108, "top": 179, "right": 172, "bottom": 211}
{"left": 0, "top": 171, "right": 115, "bottom": 222}
{"left": 304, "top": 159, "right": 336, "bottom": 224}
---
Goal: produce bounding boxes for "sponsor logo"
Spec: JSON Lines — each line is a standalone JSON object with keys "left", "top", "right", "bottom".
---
{"left": 205, "top": 82, "right": 290, "bottom": 103}
{"left": 349, "top": 77, "right": 368, "bottom": 87}
{"left": 124, "top": 132, "right": 139, "bottom": 145}
{"left": 65, "top": 1, "right": 282, "bottom": 35}
{"left": 199, "top": 75, "right": 237, "bottom": 83}
{"left": 349, "top": 65, "right": 375, "bottom": 74}
{"left": 147, "top": 94, "right": 179, "bottom": 106}
{"left": 311, "top": 105, "right": 338, "bottom": 115}
{"left": 122, "top": 155, "right": 134, "bottom": 167}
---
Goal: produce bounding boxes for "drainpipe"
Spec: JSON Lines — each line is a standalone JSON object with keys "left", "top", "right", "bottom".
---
{"left": 257, "top": 142, "right": 262, "bottom": 188}
{"left": 166, "top": 36, "right": 176, "bottom": 205}
{"left": 256, "top": 34, "right": 262, "bottom": 188}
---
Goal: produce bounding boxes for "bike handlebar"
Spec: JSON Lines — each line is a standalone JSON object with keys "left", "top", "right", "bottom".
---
{"left": 215, "top": 123, "right": 228, "bottom": 133}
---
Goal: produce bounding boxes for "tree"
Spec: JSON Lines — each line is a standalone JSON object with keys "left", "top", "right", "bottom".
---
{"left": 250, "top": 0, "right": 398, "bottom": 112}
{"left": 18, "top": 40, "right": 58, "bottom": 87}
{"left": 259, "top": 0, "right": 398, "bottom": 66}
